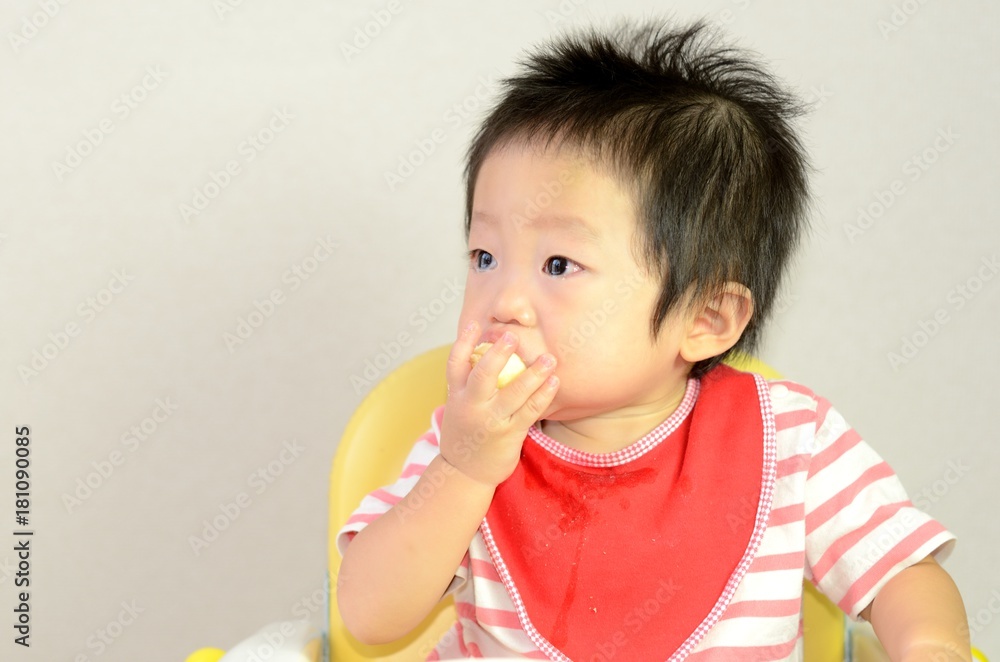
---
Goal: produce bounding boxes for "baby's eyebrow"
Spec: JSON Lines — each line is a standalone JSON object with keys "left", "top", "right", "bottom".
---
{"left": 471, "top": 210, "right": 602, "bottom": 244}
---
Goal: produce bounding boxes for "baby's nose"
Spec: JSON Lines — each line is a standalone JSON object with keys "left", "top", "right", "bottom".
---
{"left": 490, "top": 277, "right": 536, "bottom": 327}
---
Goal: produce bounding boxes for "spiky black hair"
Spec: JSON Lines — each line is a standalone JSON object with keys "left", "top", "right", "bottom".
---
{"left": 463, "top": 19, "right": 811, "bottom": 377}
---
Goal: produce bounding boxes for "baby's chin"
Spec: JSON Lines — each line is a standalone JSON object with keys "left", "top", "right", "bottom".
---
{"left": 533, "top": 387, "right": 643, "bottom": 423}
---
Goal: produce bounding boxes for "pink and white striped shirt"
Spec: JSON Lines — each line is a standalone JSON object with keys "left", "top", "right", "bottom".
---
{"left": 336, "top": 373, "right": 955, "bottom": 660}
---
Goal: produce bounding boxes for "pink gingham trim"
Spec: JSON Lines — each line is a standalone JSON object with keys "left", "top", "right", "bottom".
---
{"left": 666, "top": 372, "right": 777, "bottom": 660}
{"left": 480, "top": 518, "right": 573, "bottom": 662}
{"left": 527, "top": 377, "right": 700, "bottom": 467}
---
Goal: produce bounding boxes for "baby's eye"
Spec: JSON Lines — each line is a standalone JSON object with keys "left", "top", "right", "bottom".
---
{"left": 469, "top": 249, "right": 497, "bottom": 272}
{"left": 543, "top": 255, "right": 582, "bottom": 277}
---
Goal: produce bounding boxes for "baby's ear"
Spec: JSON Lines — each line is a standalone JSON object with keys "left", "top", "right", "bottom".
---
{"left": 678, "top": 283, "right": 753, "bottom": 363}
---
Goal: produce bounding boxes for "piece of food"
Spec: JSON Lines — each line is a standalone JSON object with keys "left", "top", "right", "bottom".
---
{"left": 470, "top": 342, "right": 527, "bottom": 388}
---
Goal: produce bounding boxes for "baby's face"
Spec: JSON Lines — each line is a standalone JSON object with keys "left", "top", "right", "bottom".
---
{"left": 459, "top": 142, "right": 693, "bottom": 421}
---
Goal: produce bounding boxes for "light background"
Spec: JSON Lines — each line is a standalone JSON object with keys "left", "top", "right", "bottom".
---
{"left": 1, "top": 0, "right": 998, "bottom": 659}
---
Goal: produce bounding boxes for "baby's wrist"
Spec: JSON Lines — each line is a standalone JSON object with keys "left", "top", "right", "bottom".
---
{"left": 433, "top": 454, "right": 501, "bottom": 493}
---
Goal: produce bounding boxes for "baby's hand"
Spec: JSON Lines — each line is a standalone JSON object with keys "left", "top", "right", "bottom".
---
{"left": 439, "top": 322, "right": 559, "bottom": 487}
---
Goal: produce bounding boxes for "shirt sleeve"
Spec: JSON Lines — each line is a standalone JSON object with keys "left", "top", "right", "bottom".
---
{"left": 334, "top": 405, "right": 470, "bottom": 591}
{"left": 802, "top": 395, "right": 956, "bottom": 621}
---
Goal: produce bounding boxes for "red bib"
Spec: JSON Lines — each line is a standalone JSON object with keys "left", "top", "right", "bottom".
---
{"left": 481, "top": 365, "right": 775, "bottom": 661}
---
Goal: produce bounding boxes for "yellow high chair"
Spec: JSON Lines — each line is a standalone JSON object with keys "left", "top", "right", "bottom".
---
{"left": 189, "top": 344, "right": 985, "bottom": 661}
{"left": 326, "top": 345, "right": 847, "bottom": 661}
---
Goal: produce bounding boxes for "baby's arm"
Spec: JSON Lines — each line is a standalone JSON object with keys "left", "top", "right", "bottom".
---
{"left": 337, "top": 454, "right": 497, "bottom": 644}
{"left": 337, "top": 326, "right": 558, "bottom": 645}
{"left": 861, "top": 555, "right": 971, "bottom": 661}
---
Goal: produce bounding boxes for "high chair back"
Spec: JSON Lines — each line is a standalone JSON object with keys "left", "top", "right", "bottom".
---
{"left": 328, "top": 345, "right": 846, "bottom": 660}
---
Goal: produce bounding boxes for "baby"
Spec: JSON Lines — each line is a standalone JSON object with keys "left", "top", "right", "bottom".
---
{"left": 337, "top": 19, "right": 970, "bottom": 660}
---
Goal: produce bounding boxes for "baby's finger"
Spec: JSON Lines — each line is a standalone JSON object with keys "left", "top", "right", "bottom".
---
{"left": 512, "top": 373, "right": 560, "bottom": 427}
{"left": 467, "top": 333, "right": 519, "bottom": 399}
{"left": 496, "top": 353, "right": 556, "bottom": 409}
{"left": 445, "top": 321, "right": 479, "bottom": 391}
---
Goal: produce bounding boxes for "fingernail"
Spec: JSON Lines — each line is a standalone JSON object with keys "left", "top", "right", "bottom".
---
{"left": 462, "top": 320, "right": 477, "bottom": 336}
{"left": 540, "top": 354, "right": 556, "bottom": 369}
{"left": 502, "top": 332, "right": 515, "bottom": 346}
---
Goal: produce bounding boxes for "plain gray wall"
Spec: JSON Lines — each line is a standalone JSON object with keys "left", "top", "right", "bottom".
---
{"left": 1, "top": 0, "right": 998, "bottom": 659}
